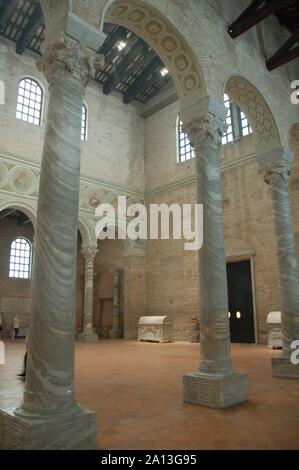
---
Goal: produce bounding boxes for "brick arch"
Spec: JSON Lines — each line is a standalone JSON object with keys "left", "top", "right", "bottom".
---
{"left": 225, "top": 75, "right": 281, "bottom": 154}
{"left": 104, "top": 0, "right": 207, "bottom": 108}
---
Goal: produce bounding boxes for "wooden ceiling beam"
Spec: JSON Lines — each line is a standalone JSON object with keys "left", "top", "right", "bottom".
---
{"left": 99, "top": 25, "right": 127, "bottom": 55}
{"left": 123, "top": 55, "right": 163, "bottom": 104}
{"left": 103, "top": 38, "right": 146, "bottom": 95}
{"left": 16, "top": 3, "right": 43, "bottom": 55}
{"left": 0, "top": 0, "right": 19, "bottom": 32}
{"left": 266, "top": 28, "right": 299, "bottom": 70}
{"left": 228, "top": 0, "right": 296, "bottom": 39}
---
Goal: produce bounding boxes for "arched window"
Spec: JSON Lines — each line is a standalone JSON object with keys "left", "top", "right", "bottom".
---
{"left": 16, "top": 78, "right": 43, "bottom": 125}
{"left": 81, "top": 104, "right": 87, "bottom": 141}
{"left": 222, "top": 93, "right": 252, "bottom": 144}
{"left": 9, "top": 237, "right": 32, "bottom": 279}
{"left": 222, "top": 93, "right": 234, "bottom": 144}
{"left": 177, "top": 118, "right": 195, "bottom": 163}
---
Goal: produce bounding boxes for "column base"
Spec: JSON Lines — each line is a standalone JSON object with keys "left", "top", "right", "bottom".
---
{"left": 77, "top": 330, "right": 98, "bottom": 343}
{"left": 183, "top": 371, "right": 248, "bottom": 408}
{"left": 0, "top": 406, "right": 97, "bottom": 450}
{"left": 272, "top": 356, "right": 299, "bottom": 379}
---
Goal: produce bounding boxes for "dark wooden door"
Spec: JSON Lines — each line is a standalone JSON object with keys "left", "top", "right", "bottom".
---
{"left": 226, "top": 260, "right": 255, "bottom": 343}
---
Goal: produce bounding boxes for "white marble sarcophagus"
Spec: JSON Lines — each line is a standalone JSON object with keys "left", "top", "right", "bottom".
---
{"left": 138, "top": 316, "right": 173, "bottom": 343}
{"left": 266, "top": 311, "right": 282, "bottom": 349}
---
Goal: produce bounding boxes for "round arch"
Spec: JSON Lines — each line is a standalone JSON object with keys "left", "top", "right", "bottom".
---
{"left": 104, "top": 0, "right": 207, "bottom": 107}
{"left": 224, "top": 75, "right": 281, "bottom": 154}
{"left": 0, "top": 201, "right": 37, "bottom": 229}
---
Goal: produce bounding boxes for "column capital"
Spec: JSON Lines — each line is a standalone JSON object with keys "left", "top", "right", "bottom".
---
{"left": 37, "top": 32, "right": 104, "bottom": 85}
{"left": 81, "top": 246, "right": 98, "bottom": 262}
{"left": 180, "top": 96, "right": 227, "bottom": 150}
{"left": 183, "top": 112, "right": 227, "bottom": 149}
{"left": 257, "top": 147, "right": 294, "bottom": 184}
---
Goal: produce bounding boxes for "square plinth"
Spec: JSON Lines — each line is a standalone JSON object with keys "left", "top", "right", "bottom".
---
{"left": 0, "top": 406, "right": 97, "bottom": 450}
{"left": 77, "top": 331, "right": 98, "bottom": 343}
{"left": 183, "top": 371, "right": 248, "bottom": 408}
{"left": 272, "top": 356, "right": 299, "bottom": 379}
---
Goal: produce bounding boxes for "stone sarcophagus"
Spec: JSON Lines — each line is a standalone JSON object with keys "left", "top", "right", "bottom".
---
{"left": 138, "top": 316, "right": 173, "bottom": 343}
{"left": 266, "top": 311, "right": 282, "bottom": 349}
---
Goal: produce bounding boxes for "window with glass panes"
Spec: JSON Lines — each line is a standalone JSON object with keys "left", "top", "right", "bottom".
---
{"left": 16, "top": 78, "right": 42, "bottom": 126}
{"left": 81, "top": 104, "right": 87, "bottom": 141}
{"left": 222, "top": 94, "right": 252, "bottom": 144}
{"left": 222, "top": 93, "right": 234, "bottom": 144}
{"left": 9, "top": 238, "right": 32, "bottom": 279}
{"left": 177, "top": 119, "right": 195, "bottom": 163}
{"left": 239, "top": 110, "right": 252, "bottom": 136}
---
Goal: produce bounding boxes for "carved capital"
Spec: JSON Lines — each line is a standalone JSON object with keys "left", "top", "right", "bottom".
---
{"left": 81, "top": 247, "right": 98, "bottom": 263}
{"left": 182, "top": 112, "right": 227, "bottom": 149}
{"left": 264, "top": 160, "right": 292, "bottom": 184}
{"left": 257, "top": 147, "right": 294, "bottom": 185}
{"left": 37, "top": 32, "right": 104, "bottom": 85}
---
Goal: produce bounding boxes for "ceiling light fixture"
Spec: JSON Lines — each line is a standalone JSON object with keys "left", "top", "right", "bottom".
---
{"left": 117, "top": 41, "right": 127, "bottom": 51}
{"left": 160, "top": 67, "right": 169, "bottom": 77}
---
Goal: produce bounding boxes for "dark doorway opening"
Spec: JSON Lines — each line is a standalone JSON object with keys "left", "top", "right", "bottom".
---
{"left": 226, "top": 260, "right": 255, "bottom": 343}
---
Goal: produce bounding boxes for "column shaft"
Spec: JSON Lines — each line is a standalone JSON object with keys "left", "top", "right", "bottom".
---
{"left": 195, "top": 139, "right": 233, "bottom": 375}
{"left": 78, "top": 248, "right": 98, "bottom": 342}
{"left": 268, "top": 174, "right": 299, "bottom": 353}
{"left": 22, "top": 70, "right": 83, "bottom": 414}
{"left": 110, "top": 269, "right": 122, "bottom": 338}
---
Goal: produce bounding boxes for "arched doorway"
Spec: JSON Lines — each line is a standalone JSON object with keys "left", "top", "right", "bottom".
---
{"left": 0, "top": 208, "right": 35, "bottom": 338}
{"left": 94, "top": 238, "right": 125, "bottom": 339}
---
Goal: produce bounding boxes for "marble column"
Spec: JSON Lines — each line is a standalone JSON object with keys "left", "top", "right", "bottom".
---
{"left": 0, "top": 33, "right": 102, "bottom": 449}
{"left": 182, "top": 104, "right": 248, "bottom": 408}
{"left": 109, "top": 269, "right": 122, "bottom": 338}
{"left": 77, "top": 247, "right": 98, "bottom": 342}
{"left": 258, "top": 147, "right": 299, "bottom": 378}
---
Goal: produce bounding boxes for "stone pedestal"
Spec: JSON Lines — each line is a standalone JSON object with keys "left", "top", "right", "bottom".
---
{"left": 183, "top": 372, "right": 248, "bottom": 408}
{"left": 0, "top": 407, "right": 96, "bottom": 450}
{"left": 272, "top": 356, "right": 299, "bottom": 379}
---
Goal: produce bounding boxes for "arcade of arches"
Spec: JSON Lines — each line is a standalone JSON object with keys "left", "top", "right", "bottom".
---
{"left": 0, "top": 0, "right": 299, "bottom": 451}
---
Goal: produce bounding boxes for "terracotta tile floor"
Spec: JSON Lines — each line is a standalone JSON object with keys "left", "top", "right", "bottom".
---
{"left": 1, "top": 339, "right": 299, "bottom": 450}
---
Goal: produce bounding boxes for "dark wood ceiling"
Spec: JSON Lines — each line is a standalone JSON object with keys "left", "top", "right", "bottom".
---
{"left": 228, "top": 0, "right": 299, "bottom": 70}
{"left": 0, "top": 209, "right": 30, "bottom": 225}
{"left": 0, "top": 0, "right": 171, "bottom": 104}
